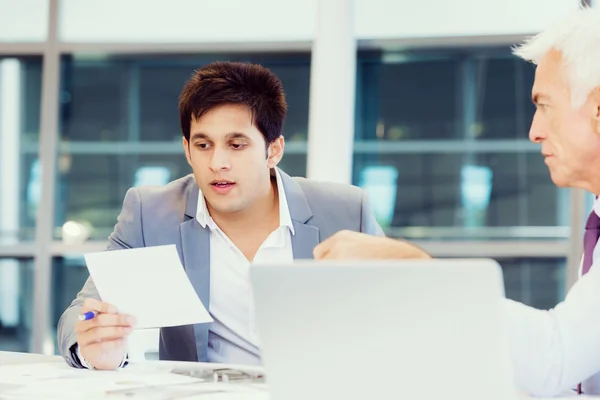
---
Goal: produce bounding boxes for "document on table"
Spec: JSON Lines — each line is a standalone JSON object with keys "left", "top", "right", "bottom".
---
{"left": 84, "top": 245, "right": 212, "bottom": 329}
{"left": 0, "top": 361, "right": 268, "bottom": 400}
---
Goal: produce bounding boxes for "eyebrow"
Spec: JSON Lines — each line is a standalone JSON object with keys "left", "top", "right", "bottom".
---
{"left": 225, "top": 132, "right": 251, "bottom": 141}
{"left": 190, "top": 132, "right": 210, "bottom": 141}
{"left": 532, "top": 92, "right": 550, "bottom": 105}
{"left": 189, "top": 132, "right": 252, "bottom": 141}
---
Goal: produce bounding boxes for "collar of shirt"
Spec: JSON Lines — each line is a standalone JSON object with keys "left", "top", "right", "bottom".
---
{"left": 195, "top": 168, "right": 295, "bottom": 236}
{"left": 594, "top": 195, "right": 600, "bottom": 218}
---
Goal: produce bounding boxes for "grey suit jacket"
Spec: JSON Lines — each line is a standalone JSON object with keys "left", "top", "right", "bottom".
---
{"left": 57, "top": 169, "right": 383, "bottom": 367}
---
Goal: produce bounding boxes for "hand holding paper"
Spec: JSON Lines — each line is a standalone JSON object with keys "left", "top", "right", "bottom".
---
{"left": 84, "top": 245, "right": 213, "bottom": 330}
{"left": 74, "top": 297, "right": 134, "bottom": 370}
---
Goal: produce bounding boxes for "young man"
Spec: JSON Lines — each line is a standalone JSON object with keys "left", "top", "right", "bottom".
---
{"left": 313, "top": 8, "right": 600, "bottom": 397}
{"left": 58, "top": 61, "right": 383, "bottom": 370}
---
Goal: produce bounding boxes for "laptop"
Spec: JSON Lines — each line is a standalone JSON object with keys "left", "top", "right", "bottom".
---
{"left": 250, "top": 259, "right": 517, "bottom": 400}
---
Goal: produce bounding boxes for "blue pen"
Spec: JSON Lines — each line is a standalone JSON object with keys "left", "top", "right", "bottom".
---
{"left": 78, "top": 311, "right": 97, "bottom": 321}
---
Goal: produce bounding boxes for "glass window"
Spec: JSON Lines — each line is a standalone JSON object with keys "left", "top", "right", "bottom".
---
{"left": 0, "top": 0, "right": 48, "bottom": 42}
{"left": 355, "top": 153, "right": 567, "bottom": 233}
{"left": 0, "top": 258, "right": 34, "bottom": 352}
{"left": 356, "top": 51, "right": 536, "bottom": 142}
{"left": 354, "top": 50, "right": 568, "bottom": 237}
{"left": 56, "top": 53, "right": 310, "bottom": 239}
{"left": 499, "top": 257, "right": 566, "bottom": 310}
{"left": 0, "top": 57, "right": 43, "bottom": 242}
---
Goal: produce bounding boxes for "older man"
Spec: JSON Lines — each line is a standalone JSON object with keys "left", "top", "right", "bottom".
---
{"left": 314, "top": 7, "right": 600, "bottom": 397}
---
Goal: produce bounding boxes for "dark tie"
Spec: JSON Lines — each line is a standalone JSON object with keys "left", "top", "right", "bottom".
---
{"left": 582, "top": 210, "right": 600, "bottom": 275}
{"left": 579, "top": 209, "right": 600, "bottom": 394}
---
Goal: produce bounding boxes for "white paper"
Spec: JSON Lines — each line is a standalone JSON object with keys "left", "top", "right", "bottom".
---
{"left": 84, "top": 245, "right": 213, "bottom": 329}
{"left": 0, "top": 361, "right": 268, "bottom": 400}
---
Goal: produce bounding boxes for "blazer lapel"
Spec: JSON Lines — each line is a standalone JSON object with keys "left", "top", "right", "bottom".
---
{"left": 278, "top": 169, "right": 320, "bottom": 259}
{"left": 180, "top": 218, "right": 210, "bottom": 311}
{"left": 292, "top": 222, "right": 320, "bottom": 259}
{"left": 179, "top": 184, "right": 211, "bottom": 362}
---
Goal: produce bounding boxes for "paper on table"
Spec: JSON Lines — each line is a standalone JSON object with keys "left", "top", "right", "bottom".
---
{"left": 0, "top": 361, "right": 268, "bottom": 400}
{"left": 84, "top": 245, "right": 212, "bottom": 329}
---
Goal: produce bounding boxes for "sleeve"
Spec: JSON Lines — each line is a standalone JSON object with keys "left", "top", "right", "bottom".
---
{"left": 506, "top": 252, "right": 600, "bottom": 396}
{"left": 359, "top": 190, "right": 385, "bottom": 237}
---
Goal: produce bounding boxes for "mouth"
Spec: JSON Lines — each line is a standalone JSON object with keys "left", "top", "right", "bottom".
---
{"left": 210, "top": 180, "right": 236, "bottom": 192}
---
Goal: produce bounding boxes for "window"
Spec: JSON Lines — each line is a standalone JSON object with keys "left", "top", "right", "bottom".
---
{"left": 0, "top": 259, "right": 34, "bottom": 352}
{"left": 0, "top": 57, "right": 42, "bottom": 242}
{"left": 499, "top": 257, "right": 566, "bottom": 309}
{"left": 354, "top": 49, "right": 569, "bottom": 238}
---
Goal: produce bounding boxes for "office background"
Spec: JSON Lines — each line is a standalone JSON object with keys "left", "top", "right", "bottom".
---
{"left": 0, "top": 0, "right": 594, "bottom": 355}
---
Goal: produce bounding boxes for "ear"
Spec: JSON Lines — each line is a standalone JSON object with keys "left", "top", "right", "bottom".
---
{"left": 182, "top": 136, "right": 192, "bottom": 167}
{"left": 591, "top": 87, "right": 600, "bottom": 135}
{"left": 267, "top": 136, "right": 285, "bottom": 169}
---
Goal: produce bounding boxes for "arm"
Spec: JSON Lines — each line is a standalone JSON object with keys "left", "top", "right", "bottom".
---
{"left": 359, "top": 190, "right": 385, "bottom": 237}
{"left": 505, "top": 264, "right": 600, "bottom": 396}
{"left": 57, "top": 188, "right": 144, "bottom": 367}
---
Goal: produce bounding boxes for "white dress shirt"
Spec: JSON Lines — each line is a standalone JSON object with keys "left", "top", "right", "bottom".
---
{"left": 196, "top": 169, "right": 295, "bottom": 365}
{"left": 505, "top": 197, "right": 600, "bottom": 396}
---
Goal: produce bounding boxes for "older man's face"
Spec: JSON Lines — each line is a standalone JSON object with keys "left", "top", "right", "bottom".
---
{"left": 528, "top": 49, "right": 600, "bottom": 190}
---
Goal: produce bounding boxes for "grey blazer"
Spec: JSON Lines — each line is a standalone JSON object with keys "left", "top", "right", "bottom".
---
{"left": 57, "top": 169, "right": 383, "bottom": 367}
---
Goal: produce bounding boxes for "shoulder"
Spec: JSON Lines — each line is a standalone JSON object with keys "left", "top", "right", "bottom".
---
{"left": 111, "top": 175, "right": 196, "bottom": 247}
{"left": 292, "top": 177, "right": 364, "bottom": 205}
{"left": 287, "top": 177, "right": 368, "bottom": 236}
{"left": 127, "top": 174, "right": 196, "bottom": 219}
{"left": 133, "top": 174, "right": 196, "bottom": 202}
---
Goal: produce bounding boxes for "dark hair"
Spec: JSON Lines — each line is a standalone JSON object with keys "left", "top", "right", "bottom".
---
{"left": 179, "top": 61, "right": 288, "bottom": 144}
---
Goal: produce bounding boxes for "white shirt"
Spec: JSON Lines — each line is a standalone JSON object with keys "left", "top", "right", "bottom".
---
{"left": 506, "top": 197, "right": 600, "bottom": 396}
{"left": 196, "top": 169, "right": 295, "bottom": 365}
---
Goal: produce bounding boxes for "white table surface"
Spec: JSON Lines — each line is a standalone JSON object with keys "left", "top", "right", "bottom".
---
{"left": 1, "top": 351, "right": 600, "bottom": 399}
{"left": 0, "top": 350, "right": 61, "bottom": 366}
{"left": 0, "top": 350, "right": 268, "bottom": 399}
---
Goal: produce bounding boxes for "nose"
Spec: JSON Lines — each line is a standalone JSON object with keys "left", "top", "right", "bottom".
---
{"left": 528, "top": 112, "right": 546, "bottom": 144}
{"left": 209, "top": 147, "right": 231, "bottom": 171}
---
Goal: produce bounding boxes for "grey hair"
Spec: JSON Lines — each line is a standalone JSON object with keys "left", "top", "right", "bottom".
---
{"left": 513, "top": 6, "right": 600, "bottom": 108}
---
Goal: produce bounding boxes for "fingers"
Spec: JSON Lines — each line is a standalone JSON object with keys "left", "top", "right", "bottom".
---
{"left": 75, "top": 313, "right": 136, "bottom": 334}
{"left": 313, "top": 230, "right": 351, "bottom": 259}
{"left": 81, "top": 298, "right": 118, "bottom": 314}
{"left": 76, "top": 300, "right": 136, "bottom": 348}
{"left": 313, "top": 241, "right": 330, "bottom": 259}
{"left": 78, "top": 326, "right": 133, "bottom": 347}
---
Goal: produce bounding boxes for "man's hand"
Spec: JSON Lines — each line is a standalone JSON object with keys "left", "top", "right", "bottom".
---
{"left": 75, "top": 299, "right": 136, "bottom": 370}
{"left": 314, "top": 230, "right": 432, "bottom": 260}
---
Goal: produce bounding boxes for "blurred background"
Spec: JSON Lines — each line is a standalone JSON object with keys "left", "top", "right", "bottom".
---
{"left": 0, "top": 0, "right": 594, "bottom": 356}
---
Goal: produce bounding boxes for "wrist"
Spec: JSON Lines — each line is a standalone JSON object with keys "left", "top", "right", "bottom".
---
{"left": 75, "top": 344, "right": 128, "bottom": 370}
{"left": 75, "top": 344, "right": 95, "bottom": 369}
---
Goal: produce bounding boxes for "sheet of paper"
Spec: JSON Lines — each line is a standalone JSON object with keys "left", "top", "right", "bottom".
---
{"left": 0, "top": 361, "right": 268, "bottom": 400}
{"left": 84, "top": 245, "right": 213, "bottom": 329}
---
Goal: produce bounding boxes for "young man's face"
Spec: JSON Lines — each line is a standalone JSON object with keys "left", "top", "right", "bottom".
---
{"left": 183, "top": 103, "right": 284, "bottom": 215}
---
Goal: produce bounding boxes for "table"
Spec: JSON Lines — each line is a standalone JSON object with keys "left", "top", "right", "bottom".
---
{"left": 0, "top": 351, "right": 597, "bottom": 399}
{"left": 0, "top": 351, "right": 267, "bottom": 399}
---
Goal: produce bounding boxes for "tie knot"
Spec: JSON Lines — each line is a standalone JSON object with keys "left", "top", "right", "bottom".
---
{"left": 586, "top": 210, "right": 600, "bottom": 230}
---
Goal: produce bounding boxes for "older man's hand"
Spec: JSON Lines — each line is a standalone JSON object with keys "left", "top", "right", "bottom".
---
{"left": 313, "top": 230, "right": 431, "bottom": 260}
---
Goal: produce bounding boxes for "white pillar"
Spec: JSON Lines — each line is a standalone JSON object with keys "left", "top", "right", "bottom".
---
{"left": 306, "top": 0, "right": 356, "bottom": 184}
{"left": 0, "top": 59, "right": 21, "bottom": 328}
